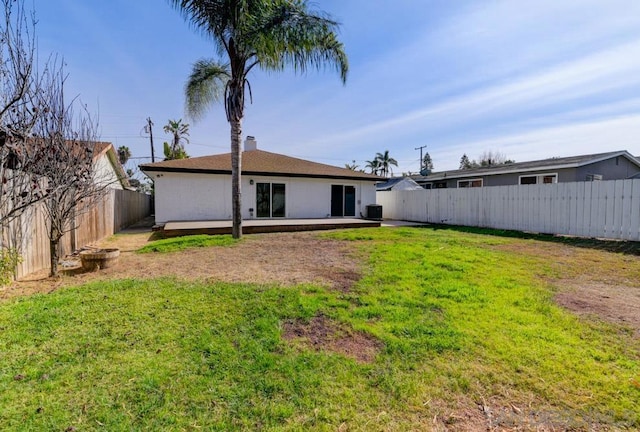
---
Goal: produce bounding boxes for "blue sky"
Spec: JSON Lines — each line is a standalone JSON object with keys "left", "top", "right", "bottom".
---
{"left": 32, "top": 0, "right": 640, "bottom": 173}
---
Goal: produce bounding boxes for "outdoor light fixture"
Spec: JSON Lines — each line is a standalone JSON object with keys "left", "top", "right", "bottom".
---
{"left": 249, "top": 179, "right": 254, "bottom": 185}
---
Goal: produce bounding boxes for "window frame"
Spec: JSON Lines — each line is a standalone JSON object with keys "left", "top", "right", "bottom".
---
{"left": 331, "top": 184, "right": 357, "bottom": 217}
{"left": 457, "top": 178, "right": 483, "bottom": 188}
{"left": 256, "top": 182, "right": 286, "bottom": 218}
{"left": 518, "top": 172, "right": 558, "bottom": 185}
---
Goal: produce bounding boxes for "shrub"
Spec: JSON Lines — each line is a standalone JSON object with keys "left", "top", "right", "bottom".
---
{"left": 0, "top": 248, "right": 22, "bottom": 287}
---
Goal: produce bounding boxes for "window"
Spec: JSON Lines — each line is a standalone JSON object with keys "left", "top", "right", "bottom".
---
{"left": 586, "top": 174, "right": 603, "bottom": 181}
{"left": 457, "top": 178, "right": 483, "bottom": 188}
{"left": 519, "top": 173, "right": 558, "bottom": 185}
{"left": 256, "top": 182, "right": 285, "bottom": 218}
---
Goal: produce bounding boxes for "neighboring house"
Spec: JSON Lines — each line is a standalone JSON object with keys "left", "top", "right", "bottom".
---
{"left": 140, "top": 137, "right": 383, "bottom": 224}
{"left": 413, "top": 150, "right": 640, "bottom": 189}
{"left": 93, "top": 142, "right": 130, "bottom": 190}
{"left": 2, "top": 139, "right": 129, "bottom": 195}
{"left": 376, "top": 177, "right": 423, "bottom": 191}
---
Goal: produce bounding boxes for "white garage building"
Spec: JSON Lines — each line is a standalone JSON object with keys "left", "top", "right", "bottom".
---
{"left": 141, "top": 138, "right": 382, "bottom": 225}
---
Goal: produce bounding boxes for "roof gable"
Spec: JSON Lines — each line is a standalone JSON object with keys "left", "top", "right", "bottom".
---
{"left": 96, "top": 142, "right": 130, "bottom": 189}
{"left": 140, "top": 150, "right": 384, "bottom": 181}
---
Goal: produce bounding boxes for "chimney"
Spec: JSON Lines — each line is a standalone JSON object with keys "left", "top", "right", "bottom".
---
{"left": 244, "top": 136, "right": 257, "bottom": 151}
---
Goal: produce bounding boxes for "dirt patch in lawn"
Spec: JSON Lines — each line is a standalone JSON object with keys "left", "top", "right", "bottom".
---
{"left": 282, "top": 314, "right": 383, "bottom": 363}
{"left": 3, "top": 231, "right": 362, "bottom": 300}
{"left": 494, "top": 240, "right": 640, "bottom": 337}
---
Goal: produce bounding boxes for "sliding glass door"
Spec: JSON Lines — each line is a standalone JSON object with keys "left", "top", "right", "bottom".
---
{"left": 331, "top": 185, "right": 356, "bottom": 217}
{"left": 256, "top": 183, "right": 286, "bottom": 218}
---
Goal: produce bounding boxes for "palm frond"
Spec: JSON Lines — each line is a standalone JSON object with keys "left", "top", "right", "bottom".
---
{"left": 249, "top": 1, "right": 348, "bottom": 83}
{"left": 168, "top": 0, "right": 237, "bottom": 56}
{"left": 185, "top": 59, "right": 230, "bottom": 121}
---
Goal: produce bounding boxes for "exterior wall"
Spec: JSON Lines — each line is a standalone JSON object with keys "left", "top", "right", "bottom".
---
{"left": 484, "top": 169, "right": 576, "bottom": 186}
{"left": 150, "top": 171, "right": 378, "bottom": 223}
{"left": 152, "top": 172, "right": 232, "bottom": 223}
{"left": 94, "top": 154, "right": 124, "bottom": 190}
{"left": 576, "top": 158, "right": 640, "bottom": 181}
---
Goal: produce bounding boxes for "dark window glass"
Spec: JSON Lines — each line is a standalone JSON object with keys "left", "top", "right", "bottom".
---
{"left": 344, "top": 186, "right": 356, "bottom": 217}
{"left": 256, "top": 183, "right": 271, "bottom": 218}
{"left": 520, "top": 176, "right": 537, "bottom": 185}
{"left": 272, "top": 183, "right": 286, "bottom": 217}
{"left": 331, "top": 185, "right": 343, "bottom": 216}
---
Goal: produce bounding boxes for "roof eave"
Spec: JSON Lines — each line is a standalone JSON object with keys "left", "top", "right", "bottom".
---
{"left": 140, "top": 166, "right": 383, "bottom": 181}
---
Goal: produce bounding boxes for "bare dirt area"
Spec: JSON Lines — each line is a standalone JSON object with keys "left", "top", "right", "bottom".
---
{"left": 3, "top": 229, "right": 362, "bottom": 300}
{"left": 494, "top": 240, "right": 640, "bottom": 338}
{"left": 282, "top": 314, "right": 383, "bottom": 363}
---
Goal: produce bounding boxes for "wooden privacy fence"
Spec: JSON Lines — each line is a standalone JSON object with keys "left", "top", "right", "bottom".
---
{"left": 3, "top": 189, "right": 151, "bottom": 279}
{"left": 376, "top": 179, "right": 640, "bottom": 242}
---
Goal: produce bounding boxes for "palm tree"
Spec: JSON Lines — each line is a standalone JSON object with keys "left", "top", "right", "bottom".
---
{"left": 169, "top": 0, "right": 348, "bottom": 239}
{"left": 365, "top": 159, "right": 380, "bottom": 176}
{"left": 163, "top": 119, "right": 190, "bottom": 158}
{"left": 344, "top": 160, "right": 358, "bottom": 171}
{"left": 163, "top": 141, "right": 189, "bottom": 160}
{"left": 376, "top": 150, "right": 397, "bottom": 177}
{"left": 117, "top": 146, "right": 131, "bottom": 166}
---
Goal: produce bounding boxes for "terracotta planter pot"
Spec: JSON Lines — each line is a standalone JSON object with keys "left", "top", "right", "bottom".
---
{"left": 79, "top": 248, "right": 120, "bottom": 271}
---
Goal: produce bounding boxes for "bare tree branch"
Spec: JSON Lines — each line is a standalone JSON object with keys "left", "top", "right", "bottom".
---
{"left": 32, "top": 64, "right": 111, "bottom": 276}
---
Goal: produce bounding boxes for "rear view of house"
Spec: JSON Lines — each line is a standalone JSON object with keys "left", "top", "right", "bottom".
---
{"left": 141, "top": 137, "right": 382, "bottom": 224}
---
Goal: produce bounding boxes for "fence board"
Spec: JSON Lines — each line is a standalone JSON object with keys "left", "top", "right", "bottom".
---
{"left": 377, "top": 179, "right": 640, "bottom": 242}
{"left": 629, "top": 181, "right": 640, "bottom": 241}
{"left": 2, "top": 189, "right": 151, "bottom": 279}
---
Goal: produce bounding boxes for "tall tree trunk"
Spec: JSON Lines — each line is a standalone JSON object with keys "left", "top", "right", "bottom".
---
{"left": 230, "top": 118, "right": 242, "bottom": 239}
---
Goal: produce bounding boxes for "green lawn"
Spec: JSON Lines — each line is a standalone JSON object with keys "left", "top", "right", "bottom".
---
{"left": 137, "top": 234, "right": 239, "bottom": 253}
{"left": 1, "top": 227, "right": 638, "bottom": 430}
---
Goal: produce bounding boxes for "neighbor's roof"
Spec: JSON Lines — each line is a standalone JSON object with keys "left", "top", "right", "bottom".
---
{"left": 140, "top": 150, "right": 384, "bottom": 181}
{"left": 414, "top": 150, "right": 640, "bottom": 182}
{"left": 376, "top": 177, "right": 423, "bottom": 191}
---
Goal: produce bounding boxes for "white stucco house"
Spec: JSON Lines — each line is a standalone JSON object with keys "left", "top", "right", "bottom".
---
{"left": 140, "top": 137, "right": 383, "bottom": 224}
{"left": 93, "top": 142, "right": 130, "bottom": 190}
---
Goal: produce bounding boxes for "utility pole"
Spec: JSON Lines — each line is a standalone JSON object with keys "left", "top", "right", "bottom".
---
{"left": 145, "top": 117, "right": 156, "bottom": 163}
{"left": 415, "top": 145, "right": 428, "bottom": 171}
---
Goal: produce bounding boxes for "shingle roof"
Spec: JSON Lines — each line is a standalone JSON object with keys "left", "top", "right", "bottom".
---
{"left": 376, "top": 177, "right": 423, "bottom": 191}
{"left": 140, "top": 150, "right": 383, "bottom": 181}
{"left": 415, "top": 150, "right": 640, "bottom": 182}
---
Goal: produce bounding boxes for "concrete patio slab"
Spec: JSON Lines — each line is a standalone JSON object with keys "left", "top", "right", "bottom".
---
{"left": 161, "top": 218, "right": 381, "bottom": 237}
